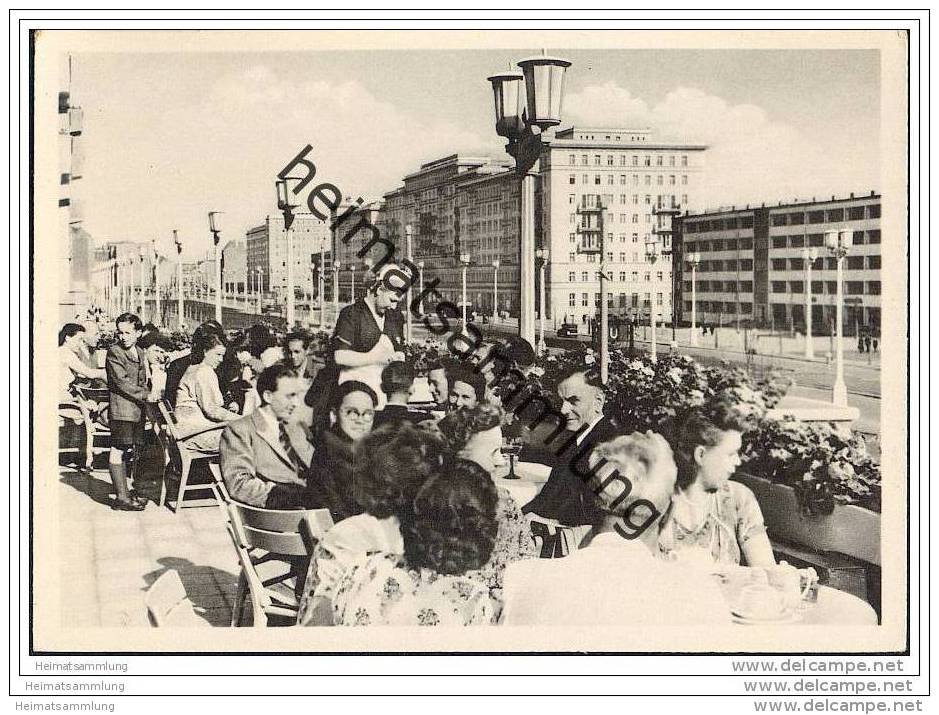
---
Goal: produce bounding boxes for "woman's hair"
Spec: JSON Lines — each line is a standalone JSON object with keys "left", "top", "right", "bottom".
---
{"left": 448, "top": 367, "right": 487, "bottom": 402}
{"left": 668, "top": 400, "right": 752, "bottom": 491}
{"left": 190, "top": 333, "right": 226, "bottom": 364}
{"left": 401, "top": 458, "right": 499, "bottom": 576}
{"left": 436, "top": 402, "right": 504, "bottom": 454}
{"left": 58, "top": 323, "right": 84, "bottom": 346}
{"left": 329, "top": 380, "right": 378, "bottom": 411}
{"left": 352, "top": 422, "right": 445, "bottom": 519}
{"left": 246, "top": 324, "right": 275, "bottom": 358}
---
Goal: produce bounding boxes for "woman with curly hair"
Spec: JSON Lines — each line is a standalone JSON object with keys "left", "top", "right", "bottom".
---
{"left": 657, "top": 400, "right": 775, "bottom": 570}
{"left": 436, "top": 404, "right": 537, "bottom": 606}
{"left": 296, "top": 422, "right": 445, "bottom": 626}
{"left": 331, "top": 460, "right": 498, "bottom": 626}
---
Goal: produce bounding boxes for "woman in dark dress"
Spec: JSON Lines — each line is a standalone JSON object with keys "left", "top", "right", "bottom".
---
{"left": 304, "top": 381, "right": 377, "bottom": 522}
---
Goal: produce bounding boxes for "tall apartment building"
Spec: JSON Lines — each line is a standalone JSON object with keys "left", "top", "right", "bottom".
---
{"left": 245, "top": 213, "right": 331, "bottom": 296}
{"left": 221, "top": 240, "right": 247, "bottom": 293}
{"left": 540, "top": 127, "right": 707, "bottom": 329}
{"left": 672, "top": 192, "right": 882, "bottom": 333}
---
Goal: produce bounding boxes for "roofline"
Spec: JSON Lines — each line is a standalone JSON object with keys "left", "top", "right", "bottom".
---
{"left": 681, "top": 191, "right": 882, "bottom": 219}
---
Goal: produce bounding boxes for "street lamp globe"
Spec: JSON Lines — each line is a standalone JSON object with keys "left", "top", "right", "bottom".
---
{"left": 486, "top": 70, "right": 525, "bottom": 139}
{"left": 645, "top": 239, "right": 658, "bottom": 261}
{"left": 208, "top": 211, "right": 223, "bottom": 236}
{"left": 333, "top": 260, "right": 341, "bottom": 271}
{"left": 416, "top": 260, "right": 424, "bottom": 270}
{"left": 535, "top": 248, "right": 549, "bottom": 262}
{"left": 493, "top": 259, "right": 500, "bottom": 269}
{"left": 687, "top": 251, "right": 700, "bottom": 267}
{"left": 517, "top": 52, "right": 572, "bottom": 130}
{"left": 460, "top": 253, "right": 471, "bottom": 266}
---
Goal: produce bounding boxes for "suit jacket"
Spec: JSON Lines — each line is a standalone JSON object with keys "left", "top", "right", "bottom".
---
{"left": 105, "top": 344, "right": 150, "bottom": 422}
{"left": 522, "top": 416, "right": 622, "bottom": 527}
{"left": 220, "top": 408, "right": 313, "bottom": 509}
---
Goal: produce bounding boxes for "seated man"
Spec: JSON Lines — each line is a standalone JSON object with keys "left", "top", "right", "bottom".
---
{"left": 373, "top": 361, "right": 430, "bottom": 429}
{"left": 283, "top": 330, "right": 323, "bottom": 386}
{"left": 448, "top": 367, "right": 487, "bottom": 411}
{"left": 220, "top": 363, "right": 311, "bottom": 509}
{"left": 501, "top": 432, "right": 732, "bottom": 627}
{"left": 521, "top": 366, "right": 620, "bottom": 526}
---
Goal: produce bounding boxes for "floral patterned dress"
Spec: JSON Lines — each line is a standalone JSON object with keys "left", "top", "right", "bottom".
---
{"left": 467, "top": 487, "right": 537, "bottom": 601}
{"left": 332, "top": 552, "right": 494, "bottom": 626}
{"left": 657, "top": 481, "right": 767, "bottom": 567}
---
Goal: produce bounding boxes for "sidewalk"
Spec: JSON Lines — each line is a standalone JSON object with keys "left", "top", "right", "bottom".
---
{"left": 58, "top": 461, "right": 239, "bottom": 628}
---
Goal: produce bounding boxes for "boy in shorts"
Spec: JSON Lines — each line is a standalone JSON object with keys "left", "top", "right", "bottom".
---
{"left": 105, "top": 313, "right": 157, "bottom": 510}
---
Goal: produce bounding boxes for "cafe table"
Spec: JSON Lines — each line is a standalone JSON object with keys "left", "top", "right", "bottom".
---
{"left": 717, "top": 571, "right": 878, "bottom": 626}
{"left": 494, "top": 461, "right": 551, "bottom": 506}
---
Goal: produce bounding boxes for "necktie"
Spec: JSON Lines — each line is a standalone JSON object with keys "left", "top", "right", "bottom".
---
{"left": 278, "top": 421, "right": 302, "bottom": 471}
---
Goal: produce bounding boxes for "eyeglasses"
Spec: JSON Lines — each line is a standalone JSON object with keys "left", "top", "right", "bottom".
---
{"left": 341, "top": 408, "right": 374, "bottom": 421}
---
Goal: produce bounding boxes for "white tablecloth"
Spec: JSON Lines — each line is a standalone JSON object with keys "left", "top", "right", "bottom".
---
{"left": 495, "top": 461, "right": 550, "bottom": 506}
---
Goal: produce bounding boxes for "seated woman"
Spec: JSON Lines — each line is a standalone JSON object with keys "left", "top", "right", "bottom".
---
{"left": 437, "top": 404, "right": 537, "bottom": 603}
{"left": 657, "top": 400, "right": 776, "bottom": 570}
{"left": 173, "top": 333, "right": 242, "bottom": 454}
{"left": 296, "top": 422, "right": 445, "bottom": 626}
{"left": 331, "top": 462, "right": 498, "bottom": 626}
{"left": 304, "top": 380, "right": 377, "bottom": 523}
{"left": 219, "top": 332, "right": 263, "bottom": 416}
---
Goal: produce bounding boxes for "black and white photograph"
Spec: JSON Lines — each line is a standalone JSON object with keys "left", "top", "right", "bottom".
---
{"left": 27, "top": 21, "right": 915, "bottom": 670}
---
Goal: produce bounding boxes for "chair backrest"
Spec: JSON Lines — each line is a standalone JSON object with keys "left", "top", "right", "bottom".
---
{"left": 156, "top": 399, "right": 184, "bottom": 445}
{"left": 208, "top": 462, "right": 231, "bottom": 503}
{"left": 145, "top": 570, "right": 205, "bottom": 627}
{"left": 227, "top": 501, "right": 334, "bottom": 557}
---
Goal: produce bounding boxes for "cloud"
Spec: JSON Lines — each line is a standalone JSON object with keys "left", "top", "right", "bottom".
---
{"left": 563, "top": 82, "right": 878, "bottom": 211}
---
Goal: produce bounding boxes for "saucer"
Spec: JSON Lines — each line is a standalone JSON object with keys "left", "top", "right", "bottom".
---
{"left": 731, "top": 609, "right": 801, "bottom": 625}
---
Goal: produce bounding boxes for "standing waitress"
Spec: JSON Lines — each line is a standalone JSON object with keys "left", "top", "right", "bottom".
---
{"left": 306, "top": 264, "right": 407, "bottom": 419}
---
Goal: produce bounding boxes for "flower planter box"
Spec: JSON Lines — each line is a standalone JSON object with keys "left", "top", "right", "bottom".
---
{"left": 734, "top": 472, "right": 881, "bottom": 566}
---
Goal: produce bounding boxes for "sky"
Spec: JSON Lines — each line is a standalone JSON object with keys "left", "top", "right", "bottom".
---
{"left": 70, "top": 48, "right": 880, "bottom": 261}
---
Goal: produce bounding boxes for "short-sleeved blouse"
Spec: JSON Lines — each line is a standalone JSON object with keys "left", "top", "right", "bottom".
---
{"left": 657, "top": 481, "right": 767, "bottom": 567}
{"left": 173, "top": 363, "right": 229, "bottom": 438}
{"left": 332, "top": 552, "right": 493, "bottom": 626}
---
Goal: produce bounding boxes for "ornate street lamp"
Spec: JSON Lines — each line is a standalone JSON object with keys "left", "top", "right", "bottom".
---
{"left": 824, "top": 229, "right": 852, "bottom": 406}
{"left": 645, "top": 238, "right": 660, "bottom": 363}
{"left": 405, "top": 224, "right": 413, "bottom": 342}
{"left": 687, "top": 251, "right": 701, "bottom": 346}
{"left": 534, "top": 250, "right": 548, "bottom": 353}
{"left": 137, "top": 245, "right": 147, "bottom": 319}
{"left": 276, "top": 176, "right": 302, "bottom": 328}
{"left": 151, "top": 239, "right": 161, "bottom": 327}
{"left": 492, "top": 259, "right": 501, "bottom": 324}
{"left": 256, "top": 267, "right": 264, "bottom": 315}
{"left": 459, "top": 252, "right": 472, "bottom": 328}
{"left": 488, "top": 50, "right": 571, "bottom": 350}
{"left": 416, "top": 260, "right": 425, "bottom": 317}
{"left": 208, "top": 211, "right": 224, "bottom": 323}
{"left": 802, "top": 247, "right": 819, "bottom": 359}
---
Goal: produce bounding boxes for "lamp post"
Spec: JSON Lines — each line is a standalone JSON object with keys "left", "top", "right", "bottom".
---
{"left": 802, "top": 247, "right": 819, "bottom": 359}
{"left": 256, "top": 268, "right": 264, "bottom": 315}
{"left": 152, "top": 240, "right": 161, "bottom": 326}
{"left": 460, "top": 252, "right": 471, "bottom": 328}
{"left": 824, "top": 229, "right": 851, "bottom": 406}
{"left": 687, "top": 251, "right": 700, "bottom": 346}
{"left": 488, "top": 50, "right": 571, "bottom": 350}
{"left": 416, "top": 260, "right": 425, "bottom": 316}
{"left": 318, "top": 244, "right": 326, "bottom": 329}
{"left": 645, "top": 238, "right": 659, "bottom": 363}
{"left": 349, "top": 263, "right": 356, "bottom": 303}
{"left": 276, "top": 177, "right": 302, "bottom": 328}
{"left": 534, "top": 251, "right": 548, "bottom": 353}
{"left": 492, "top": 259, "right": 500, "bottom": 323}
{"left": 207, "top": 211, "right": 223, "bottom": 323}
{"left": 138, "top": 246, "right": 146, "bottom": 319}
{"left": 405, "top": 224, "right": 413, "bottom": 342}
{"left": 333, "top": 260, "right": 341, "bottom": 326}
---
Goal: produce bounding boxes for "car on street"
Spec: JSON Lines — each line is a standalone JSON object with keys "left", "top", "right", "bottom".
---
{"left": 557, "top": 323, "right": 579, "bottom": 338}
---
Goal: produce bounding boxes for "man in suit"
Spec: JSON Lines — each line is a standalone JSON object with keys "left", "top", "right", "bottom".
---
{"left": 522, "top": 366, "right": 621, "bottom": 527}
{"left": 220, "top": 363, "right": 312, "bottom": 509}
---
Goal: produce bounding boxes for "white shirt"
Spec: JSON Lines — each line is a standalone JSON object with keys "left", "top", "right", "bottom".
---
{"left": 576, "top": 415, "right": 604, "bottom": 446}
{"left": 501, "top": 532, "right": 732, "bottom": 627}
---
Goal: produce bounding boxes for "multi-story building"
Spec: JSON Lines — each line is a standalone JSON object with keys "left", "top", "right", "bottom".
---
{"left": 221, "top": 240, "right": 247, "bottom": 294}
{"left": 334, "top": 129, "right": 706, "bottom": 328}
{"left": 245, "top": 213, "right": 331, "bottom": 296}
{"left": 673, "top": 191, "right": 882, "bottom": 333}
{"left": 59, "top": 54, "right": 92, "bottom": 322}
{"left": 540, "top": 127, "right": 707, "bottom": 329}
